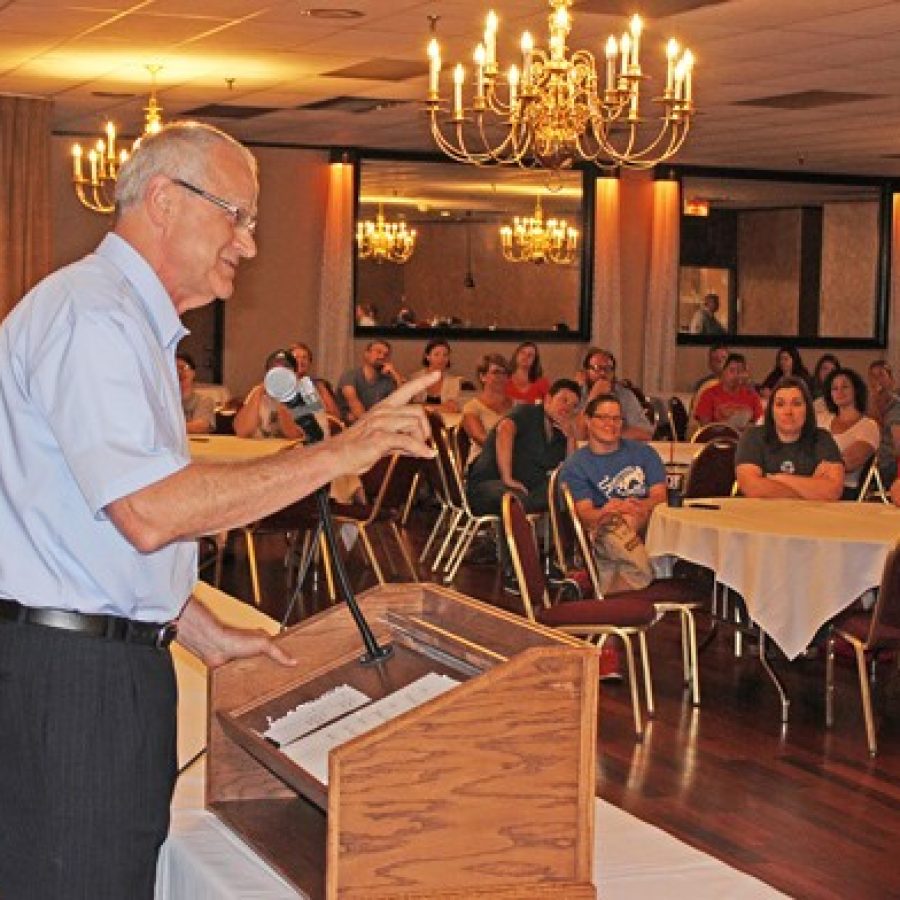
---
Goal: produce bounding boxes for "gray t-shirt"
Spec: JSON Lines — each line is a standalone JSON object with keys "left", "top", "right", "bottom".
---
{"left": 876, "top": 394, "right": 900, "bottom": 480}
{"left": 735, "top": 425, "right": 842, "bottom": 477}
{"left": 336, "top": 366, "right": 395, "bottom": 419}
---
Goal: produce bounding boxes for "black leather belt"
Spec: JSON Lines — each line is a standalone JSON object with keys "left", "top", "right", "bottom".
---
{"left": 0, "top": 598, "right": 177, "bottom": 648}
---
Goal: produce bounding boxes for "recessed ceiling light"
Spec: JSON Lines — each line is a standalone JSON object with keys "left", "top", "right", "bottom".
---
{"left": 300, "top": 7, "right": 364, "bottom": 19}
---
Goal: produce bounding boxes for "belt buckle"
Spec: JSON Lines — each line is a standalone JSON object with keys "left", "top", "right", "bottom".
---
{"left": 155, "top": 621, "right": 178, "bottom": 648}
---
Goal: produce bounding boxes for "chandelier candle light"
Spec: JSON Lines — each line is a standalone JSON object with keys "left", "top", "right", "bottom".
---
{"left": 72, "top": 65, "right": 164, "bottom": 214}
{"left": 356, "top": 203, "right": 418, "bottom": 264}
{"left": 426, "top": 3, "right": 695, "bottom": 170}
{"left": 500, "top": 195, "right": 578, "bottom": 264}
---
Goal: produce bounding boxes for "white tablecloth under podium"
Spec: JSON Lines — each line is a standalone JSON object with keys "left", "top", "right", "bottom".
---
{"left": 647, "top": 498, "right": 900, "bottom": 659}
{"left": 156, "top": 583, "right": 785, "bottom": 899}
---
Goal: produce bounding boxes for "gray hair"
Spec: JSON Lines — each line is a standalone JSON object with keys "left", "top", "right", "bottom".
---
{"left": 114, "top": 121, "right": 257, "bottom": 212}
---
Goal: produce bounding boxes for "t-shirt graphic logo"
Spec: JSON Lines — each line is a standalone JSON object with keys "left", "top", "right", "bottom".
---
{"left": 780, "top": 460, "right": 796, "bottom": 475}
{"left": 597, "top": 465, "right": 648, "bottom": 500}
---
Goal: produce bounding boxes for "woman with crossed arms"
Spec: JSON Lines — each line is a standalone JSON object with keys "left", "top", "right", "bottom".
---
{"left": 736, "top": 375, "right": 844, "bottom": 501}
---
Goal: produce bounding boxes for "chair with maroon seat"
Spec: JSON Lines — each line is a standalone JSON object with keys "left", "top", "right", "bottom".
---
{"left": 559, "top": 482, "right": 708, "bottom": 706}
{"left": 331, "top": 453, "right": 421, "bottom": 586}
{"left": 503, "top": 492, "right": 659, "bottom": 737}
{"left": 826, "top": 543, "right": 900, "bottom": 756}
{"left": 683, "top": 438, "right": 738, "bottom": 500}
{"left": 546, "top": 466, "right": 593, "bottom": 598}
{"left": 691, "top": 422, "right": 740, "bottom": 444}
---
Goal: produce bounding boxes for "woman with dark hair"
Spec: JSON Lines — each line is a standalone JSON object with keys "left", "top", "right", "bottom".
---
{"left": 735, "top": 375, "right": 843, "bottom": 500}
{"left": 760, "top": 347, "right": 812, "bottom": 398}
{"left": 233, "top": 348, "right": 305, "bottom": 440}
{"left": 411, "top": 338, "right": 462, "bottom": 413}
{"left": 811, "top": 353, "right": 841, "bottom": 400}
{"left": 817, "top": 367, "right": 879, "bottom": 498}
{"left": 506, "top": 341, "right": 550, "bottom": 404}
{"left": 462, "top": 354, "right": 513, "bottom": 459}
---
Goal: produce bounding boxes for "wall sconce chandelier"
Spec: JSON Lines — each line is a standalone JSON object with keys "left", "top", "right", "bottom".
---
{"left": 500, "top": 196, "right": 578, "bottom": 264}
{"left": 426, "top": 3, "right": 695, "bottom": 171}
{"left": 356, "top": 203, "right": 417, "bottom": 264}
{"left": 71, "top": 65, "right": 164, "bottom": 214}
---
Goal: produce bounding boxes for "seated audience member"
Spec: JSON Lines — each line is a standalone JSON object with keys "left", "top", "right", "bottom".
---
{"left": 355, "top": 302, "right": 377, "bottom": 326}
{"left": 811, "top": 353, "right": 841, "bottom": 404}
{"left": 867, "top": 359, "right": 900, "bottom": 486}
{"left": 560, "top": 393, "right": 665, "bottom": 575}
{"left": 891, "top": 477, "right": 900, "bottom": 507}
{"left": 467, "top": 378, "right": 580, "bottom": 519}
{"left": 289, "top": 341, "right": 341, "bottom": 420}
{"left": 176, "top": 351, "right": 215, "bottom": 434}
{"left": 735, "top": 376, "right": 843, "bottom": 500}
{"left": 506, "top": 341, "right": 551, "bottom": 404}
{"left": 693, "top": 352, "right": 762, "bottom": 432}
{"left": 692, "top": 343, "right": 729, "bottom": 395}
{"left": 394, "top": 305, "right": 417, "bottom": 327}
{"left": 336, "top": 339, "right": 405, "bottom": 423}
{"left": 759, "top": 346, "right": 812, "bottom": 399}
{"left": 689, "top": 292, "right": 726, "bottom": 336}
{"left": 817, "top": 367, "right": 880, "bottom": 499}
{"left": 577, "top": 348, "right": 653, "bottom": 441}
{"left": 233, "top": 349, "right": 305, "bottom": 440}
{"left": 411, "top": 338, "right": 462, "bottom": 413}
{"left": 462, "top": 354, "right": 514, "bottom": 460}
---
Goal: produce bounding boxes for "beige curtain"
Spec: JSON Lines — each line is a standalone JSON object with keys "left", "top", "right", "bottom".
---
{"left": 0, "top": 95, "right": 52, "bottom": 321}
{"left": 591, "top": 176, "right": 622, "bottom": 358}
{"left": 641, "top": 179, "right": 680, "bottom": 395}
{"left": 316, "top": 161, "right": 354, "bottom": 381}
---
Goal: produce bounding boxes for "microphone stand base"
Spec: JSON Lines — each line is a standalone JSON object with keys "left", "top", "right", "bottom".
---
{"left": 359, "top": 642, "right": 395, "bottom": 667}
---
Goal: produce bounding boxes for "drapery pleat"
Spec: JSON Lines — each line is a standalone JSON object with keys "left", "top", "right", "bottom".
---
{"left": 316, "top": 162, "right": 354, "bottom": 380}
{"left": 591, "top": 176, "right": 622, "bottom": 357}
{"left": 0, "top": 95, "right": 52, "bottom": 322}
{"left": 642, "top": 179, "right": 679, "bottom": 395}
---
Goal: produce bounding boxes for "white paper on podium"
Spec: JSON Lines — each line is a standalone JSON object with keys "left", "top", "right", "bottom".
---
{"left": 280, "top": 672, "right": 460, "bottom": 785}
{"left": 262, "top": 684, "right": 371, "bottom": 747}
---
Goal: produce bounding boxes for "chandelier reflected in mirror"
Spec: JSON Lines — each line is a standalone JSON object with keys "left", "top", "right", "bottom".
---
{"left": 356, "top": 204, "right": 417, "bottom": 264}
{"left": 500, "top": 196, "right": 578, "bottom": 265}
{"left": 71, "top": 65, "right": 164, "bottom": 214}
{"left": 426, "top": 4, "right": 695, "bottom": 171}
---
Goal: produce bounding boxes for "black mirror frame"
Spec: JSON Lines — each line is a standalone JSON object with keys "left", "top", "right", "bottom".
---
{"left": 351, "top": 148, "right": 595, "bottom": 343}
{"left": 671, "top": 165, "right": 894, "bottom": 350}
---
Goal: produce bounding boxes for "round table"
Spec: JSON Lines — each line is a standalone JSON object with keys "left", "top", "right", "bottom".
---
{"left": 646, "top": 497, "right": 900, "bottom": 660}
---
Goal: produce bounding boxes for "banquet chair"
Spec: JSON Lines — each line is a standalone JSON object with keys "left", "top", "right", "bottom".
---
{"left": 647, "top": 396, "right": 671, "bottom": 440}
{"left": 691, "top": 422, "right": 740, "bottom": 444}
{"left": 856, "top": 456, "right": 890, "bottom": 504}
{"left": 683, "top": 439, "right": 738, "bottom": 499}
{"left": 452, "top": 423, "right": 472, "bottom": 475}
{"left": 826, "top": 543, "right": 900, "bottom": 755}
{"left": 547, "top": 467, "right": 594, "bottom": 598}
{"left": 503, "top": 492, "right": 659, "bottom": 737}
{"left": 559, "top": 482, "right": 707, "bottom": 706}
{"left": 331, "top": 454, "right": 421, "bottom": 585}
{"left": 668, "top": 396, "right": 689, "bottom": 442}
{"left": 241, "top": 494, "right": 333, "bottom": 609}
{"left": 418, "top": 418, "right": 458, "bottom": 567}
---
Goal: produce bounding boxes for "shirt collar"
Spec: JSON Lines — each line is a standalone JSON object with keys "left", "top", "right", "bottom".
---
{"left": 96, "top": 233, "right": 188, "bottom": 351}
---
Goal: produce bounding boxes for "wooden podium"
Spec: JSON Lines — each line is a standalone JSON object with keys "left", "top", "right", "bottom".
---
{"left": 207, "top": 583, "right": 599, "bottom": 899}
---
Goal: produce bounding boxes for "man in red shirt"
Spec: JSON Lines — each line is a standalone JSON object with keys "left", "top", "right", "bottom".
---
{"left": 693, "top": 352, "right": 763, "bottom": 431}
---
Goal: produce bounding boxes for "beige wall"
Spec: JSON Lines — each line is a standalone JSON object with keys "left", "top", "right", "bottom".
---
{"left": 49, "top": 138, "right": 900, "bottom": 401}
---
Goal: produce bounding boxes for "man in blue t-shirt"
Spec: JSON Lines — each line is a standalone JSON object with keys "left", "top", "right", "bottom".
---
{"left": 560, "top": 393, "right": 666, "bottom": 537}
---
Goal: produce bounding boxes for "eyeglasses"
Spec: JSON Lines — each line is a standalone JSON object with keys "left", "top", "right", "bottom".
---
{"left": 486, "top": 368, "right": 509, "bottom": 376}
{"left": 587, "top": 363, "right": 614, "bottom": 374}
{"left": 591, "top": 414, "right": 623, "bottom": 424}
{"left": 172, "top": 178, "right": 257, "bottom": 234}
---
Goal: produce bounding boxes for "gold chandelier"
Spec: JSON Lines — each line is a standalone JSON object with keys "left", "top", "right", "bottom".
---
{"left": 356, "top": 204, "right": 417, "bottom": 264}
{"left": 71, "top": 65, "right": 164, "bottom": 214}
{"left": 426, "top": 4, "right": 695, "bottom": 171}
{"left": 500, "top": 196, "right": 578, "bottom": 264}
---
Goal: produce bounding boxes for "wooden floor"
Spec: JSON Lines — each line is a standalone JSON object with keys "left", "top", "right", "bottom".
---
{"left": 209, "top": 510, "right": 900, "bottom": 899}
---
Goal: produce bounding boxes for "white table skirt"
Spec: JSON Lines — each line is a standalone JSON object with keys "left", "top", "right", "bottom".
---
{"left": 646, "top": 498, "right": 900, "bottom": 659}
{"left": 159, "top": 583, "right": 785, "bottom": 900}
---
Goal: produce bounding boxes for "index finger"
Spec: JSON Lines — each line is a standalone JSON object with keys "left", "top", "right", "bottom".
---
{"left": 376, "top": 371, "right": 440, "bottom": 409}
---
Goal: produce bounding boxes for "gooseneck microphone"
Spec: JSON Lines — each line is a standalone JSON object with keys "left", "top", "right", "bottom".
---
{"left": 264, "top": 367, "right": 393, "bottom": 666}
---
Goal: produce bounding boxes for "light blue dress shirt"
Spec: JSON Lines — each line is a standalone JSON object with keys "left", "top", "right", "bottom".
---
{"left": 0, "top": 234, "right": 196, "bottom": 621}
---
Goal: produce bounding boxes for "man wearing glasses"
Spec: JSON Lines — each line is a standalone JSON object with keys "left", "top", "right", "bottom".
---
{"left": 578, "top": 348, "right": 653, "bottom": 441}
{"left": 0, "top": 122, "right": 436, "bottom": 898}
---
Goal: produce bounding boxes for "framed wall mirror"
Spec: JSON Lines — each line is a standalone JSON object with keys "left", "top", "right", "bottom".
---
{"left": 353, "top": 153, "right": 593, "bottom": 341}
{"left": 675, "top": 167, "right": 892, "bottom": 348}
